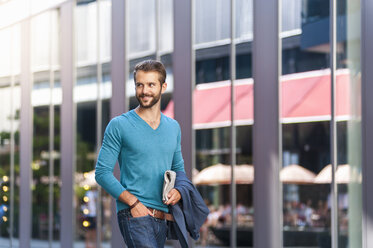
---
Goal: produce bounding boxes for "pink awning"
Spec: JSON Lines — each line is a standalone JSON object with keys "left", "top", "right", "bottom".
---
{"left": 162, "top": 69, "right": 351, "bottom": 129}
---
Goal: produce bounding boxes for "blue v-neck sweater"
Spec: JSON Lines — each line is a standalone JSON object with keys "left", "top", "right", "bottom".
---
{"left": 95, "top": 110, "right": 185, "bottom": 213}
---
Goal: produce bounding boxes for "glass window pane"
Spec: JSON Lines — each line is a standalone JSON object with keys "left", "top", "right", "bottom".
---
{"left": 0, "top": 24, "right": 21, "bottom": 246}
{"left": 75, "top": 1, "right": 112, "bottom": 246}
{"left": 31, "top": 106, "right": 50, "bottom": 243}
{"left": 100, "top": 99, "right": 111, "bottom": 245}
{"left": 235, "top": 0, "right": 253, "bottom": 40}
{"left": 13, "top": 84, "right": 21, "bottom": 242}
{"left": 281, "top": 0, "right": 331, "bottom": 247}
{"left": 0, "top": 28, "right": 13, "bottom": 76}
{"left": 75, "top": 0, "right": 99, "bottom": 242}
{"left": 76, "top": 1, "right": 98, "bottom": 65}
{"left": 100, "top": 0, "right": 112, "bottom": 62}
{"left": 75, "top": 101, "right": 98, "bottom": 247}
{"left": 128, "top": 0, "right": 156, "bottom": 56}
{"left": 31, "top": 12, "right": 52, "bottom": 71}
{"left": 159, "top": 0, "right": 173, "bottom": 53}
{"left": 195, "top": 0, "right": 230, "bottom": 44}
{"left": 336, "top": 0, "right": 362, "bottom": 247}
{"left": 193, "top": 1, "right": 254, "bottom": 246}
{"left": 196, "top": 54, "right": 230, "bottom": 84}
{"left": 30, "top": 9, "right": 61, "bottom": 247}
{"left": 281, "top": 0, "right": 302, "bottom": 32}
{"left": 0, "top": 84, "right": 21, "bottom": 244}
{"left": 100, "top": 4, "right": 112, "bottom": 241}
{"left": 195, "top": 128, "right": 231, "bottom": 247}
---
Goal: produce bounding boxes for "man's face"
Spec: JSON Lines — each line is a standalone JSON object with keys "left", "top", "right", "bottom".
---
{"left": 135, "top": 70, "right": 167, "bottom": 109}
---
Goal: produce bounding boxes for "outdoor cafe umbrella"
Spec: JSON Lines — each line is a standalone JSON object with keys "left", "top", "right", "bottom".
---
{"left": 235, "top": 164, "right": 254, "bottom": 184}
{"left": 280, "top": 164, "right": 316, "bottom": 184}
{"left": 314, "top": 164, "right": 352, "bottom": 184}
{"left": 193, "top": 163, "right": 254, "bottom": 185}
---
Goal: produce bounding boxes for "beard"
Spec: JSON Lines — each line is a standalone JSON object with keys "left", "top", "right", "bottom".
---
{"left": 136, "top": 90, "right": 162, "bottom": 109}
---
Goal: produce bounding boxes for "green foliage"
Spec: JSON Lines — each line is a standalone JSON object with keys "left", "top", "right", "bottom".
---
{"left": 75, "top": 185, "right": 86, "bottom": 199}
{"left": 76, "top": 133, "right": 96, "bottom": 173}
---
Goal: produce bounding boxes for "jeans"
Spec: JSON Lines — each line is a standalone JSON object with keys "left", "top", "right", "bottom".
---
{"left": 117, "top": 208, "right": 168, "bottom": 248}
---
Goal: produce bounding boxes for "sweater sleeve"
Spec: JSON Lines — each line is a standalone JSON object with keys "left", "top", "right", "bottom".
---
{"left": 95, "top": 117, "right": 126, "bottom": 199}
{"left": 171, "top": 124, "right": 185, "bottom": 172}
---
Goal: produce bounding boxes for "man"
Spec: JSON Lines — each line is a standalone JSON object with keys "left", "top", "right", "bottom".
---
{"left": 95, "top": 60, "right": 184, "bottom": 248}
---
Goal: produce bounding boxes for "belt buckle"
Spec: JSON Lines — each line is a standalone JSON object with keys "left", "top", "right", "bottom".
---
{"left": 152, "top": 208, "right": 156, "bottom": 217}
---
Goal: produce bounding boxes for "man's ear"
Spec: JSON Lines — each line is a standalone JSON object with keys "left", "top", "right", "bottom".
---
{"left": 161, "top": 82, "right": 167, "bottom": 93}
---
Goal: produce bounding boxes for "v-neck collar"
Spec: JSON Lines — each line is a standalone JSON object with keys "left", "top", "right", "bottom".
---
{"left": 131, "top": 109, "right": 163, "bottom": 131}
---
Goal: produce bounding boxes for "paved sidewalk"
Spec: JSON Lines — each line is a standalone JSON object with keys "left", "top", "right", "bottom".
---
{"left": 0, "top": 238, "right": 233, "bottom": 248}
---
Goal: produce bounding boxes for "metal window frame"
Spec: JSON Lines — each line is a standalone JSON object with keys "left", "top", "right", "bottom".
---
{"left": 60, "top": 2, "right": 75, "bottom": 247}
{"left": 19, "top": 18, "right": 32, "bottom": 248}
{"left": 253, "top": 0, "right": 282, "bottom": 247}
{"left": 330, "top": 0, "right": 339, "bottom": 247}
{"left": 173, "top": 0, "right": 194, "bottom": 179}
{"left": 173, "top": 1, "right": 194, "bottom": 246}
{"left": 230, "top": 0, "right": 237, "bottom": 246}
{"left": 95, "top": 0, "right": 104, "bottom": 245}
{"left": 362, "top": 0, "right": 373, "bottom": 247}
{"left": 48, "top": 10, "right": 57, "bottom": 247}
{"left": 110, "top": 0, "right": 128, "bottom": 247}
{"left": 172, "top": 0, "right": 195, "bottom": 247}
{"left": 9, "top": 24, "right": 17, "bottom": 248}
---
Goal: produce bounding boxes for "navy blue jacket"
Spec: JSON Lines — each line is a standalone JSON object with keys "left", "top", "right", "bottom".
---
{"left": 167, "top": 171, "right": 209, "bottom": 248}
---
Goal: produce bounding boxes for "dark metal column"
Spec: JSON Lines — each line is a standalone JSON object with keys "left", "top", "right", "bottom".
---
{"left": 19, "top": 18, "right": 32, "bottom": 248}
{"left": 110, "top": 0, "right": 128, "bottom": 246}
{"left": 362, "top": 0, "right": 373, "bottom": 247}
{"left": 60, "top": 2, "right": 75, "bottom": 247}
{"left": 111, "top": 0, "right": 128, "bottom": 117}
{"left": 173, "top": 0, "right": 194, "bottom": 179}
{"left": 173, "top": 2, "right": 194, "bottom": 246}
{"left": 253, "top": 0, "right": 282, "bottom": 247}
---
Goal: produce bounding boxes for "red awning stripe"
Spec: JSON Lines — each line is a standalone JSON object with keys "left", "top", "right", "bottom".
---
{"left": 162, "top": 69, "right": 351, "bottom": 129}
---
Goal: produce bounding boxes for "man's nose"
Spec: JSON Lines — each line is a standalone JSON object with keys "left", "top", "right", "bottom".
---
{"left": 143, "top": 85, "right": 150, "bottom": 94}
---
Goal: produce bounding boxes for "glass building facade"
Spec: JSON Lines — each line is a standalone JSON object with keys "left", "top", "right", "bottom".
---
{"left": 0, "top": 0, "right": 372, "bottom": 247}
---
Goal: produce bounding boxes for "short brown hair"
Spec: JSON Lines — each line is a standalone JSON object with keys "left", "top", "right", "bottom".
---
{"left": 133, "top": 60, "right": 166, "bottom": 85}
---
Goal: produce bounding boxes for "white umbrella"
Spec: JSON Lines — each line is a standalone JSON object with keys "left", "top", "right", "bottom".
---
{"left": 314, "top": 164, "right": 353, "bottom": 184}
{"left": 235, "top": 164, "right": 254, "bottom": 184}
{"left": 193, "top": 164, "right": 230, "bottom": 185}
{"left": 280, "top": 164, "right": 316, "bottom": 184}
{"left": 193, "top": 164, "right": 254, "bottom": 185}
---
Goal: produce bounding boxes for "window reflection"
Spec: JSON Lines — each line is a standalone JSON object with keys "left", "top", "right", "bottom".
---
{"left": 336, "top": 0, "right": 362, "bottom": 246}
{"left": 158, "top": 0, "right": 173, "bottom": 53}
{"left": 75, "top": 0, "right": 112, "bottom": 246}
{"left": 128, "top": 0, "right": 156, "bottom": 56}
{"left": 193, "top": 0, "right": 254, "bottom": 246}
{"left": 76, "top": 0, "right": 111, "bottom": 65}
{"left": 0, "top": 84, "right": 21, "bottom": 243}
{"left": 0, "top": 23, "right": 21, "bottom": 246}
{"left": 281, "top": 0, "right": 334, "bottom": 246}
{"left": 31, "top": 106, "right": 61, "bottom": 242}
{"left": 75, "top": 101, "right": 98, "bottom": 245}
{"left": 279, "top": 0, "right": 360, "bottom": 246}
{"left": 30, "top": 9, "right": 61, "bottom": 246}
{"left": 195, "top": 0, "right": 230, "bottom": 44}
{"left": 194, "top": 126, "right": 253, "bottom": 247}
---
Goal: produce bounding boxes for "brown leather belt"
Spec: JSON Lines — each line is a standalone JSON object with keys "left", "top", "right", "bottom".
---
{"left": 147, "top": 207, "right": 174, "bottom": 222}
